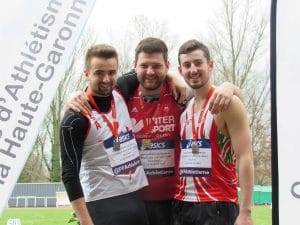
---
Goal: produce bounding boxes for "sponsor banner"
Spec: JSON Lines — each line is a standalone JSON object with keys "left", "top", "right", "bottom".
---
{"left": 0, "top": 0, "right": 95, "bottom": 215}
{"left": 274, "top": 0, "right": 300, "bottom": 224}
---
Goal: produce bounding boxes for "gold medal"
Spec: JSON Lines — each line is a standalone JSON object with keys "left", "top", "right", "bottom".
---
{"left": 191, "top": 142, "right": 199, "bottom": 154}
{"left": 142, "top": 139, "right": 151, "bottom": 150}
{"left": 113, "top": 139, "right": 120, "bottom": 151}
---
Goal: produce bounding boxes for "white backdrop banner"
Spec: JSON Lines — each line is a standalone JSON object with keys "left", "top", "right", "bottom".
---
{"left": 0, "top": 0, "right": 95, "bottom": 215}
{"left": 276, "top": 0, "right": 300, "bottom": 224}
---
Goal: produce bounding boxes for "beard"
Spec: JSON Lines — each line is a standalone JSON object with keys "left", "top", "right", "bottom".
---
{"left": 91, "top": 84, "right": 114, "bottom": 97}
{"left": 187, "top": 82, "right": 205, "bottom": 90}
{"left": 97, "top": 88, "right": 113, "bottom": 96}
{"left": 184, "top": 75, "right": 209, "bottom": 90}
{"left": 140, "top": 78, "right": 164, "bottom": 91}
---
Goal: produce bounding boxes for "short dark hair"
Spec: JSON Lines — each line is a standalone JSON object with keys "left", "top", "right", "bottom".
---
{"left": 178, "top": 39, "right": 210, "bottom": 64}
{"left": 85, "top": 44, "right": 118, "bottom": 69}
{"left": 135, "top": 37, "right": 168, "bottom": 62}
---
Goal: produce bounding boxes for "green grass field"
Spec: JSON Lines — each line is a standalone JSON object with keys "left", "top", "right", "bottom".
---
{"left": 0, "top": 208, "right": 73, "bottom": 225}
{"left": 0, "top": 206, "right": 272, "bottom": 225}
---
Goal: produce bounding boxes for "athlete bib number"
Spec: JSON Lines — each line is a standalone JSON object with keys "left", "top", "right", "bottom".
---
{"left": 139, "top": 140, "right": 175, "bottom": 177}
{"left": 179, "top": 139, "right": 212, "bottom": 177}
{"left": 105, "top": 131, "right": 142, "bottom": 175}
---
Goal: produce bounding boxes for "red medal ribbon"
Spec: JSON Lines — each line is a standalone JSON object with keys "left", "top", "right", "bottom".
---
{"left": 191, "top": 86, "right": 215, "bottom": 141}
{"left": 86, "top": 88, "right": 119, "bottom": 138}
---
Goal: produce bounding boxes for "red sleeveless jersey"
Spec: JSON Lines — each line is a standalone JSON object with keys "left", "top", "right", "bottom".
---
{"left": 175, "top": 93, "right": 238, "bottom": 203}
{"left": 127, "top": 82, "right": 181, "bottom": 200}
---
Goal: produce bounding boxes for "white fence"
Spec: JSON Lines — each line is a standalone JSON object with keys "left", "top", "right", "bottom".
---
{"left": 7, "top": 183, "right": 67, "bottom": 208}
{"left": 8, "top": 196, "right": 57, "bottom": 208}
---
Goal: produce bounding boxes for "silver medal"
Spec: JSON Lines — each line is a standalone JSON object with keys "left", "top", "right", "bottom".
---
{"left": 113, "top": 139, "right": 120, "bottom": 151}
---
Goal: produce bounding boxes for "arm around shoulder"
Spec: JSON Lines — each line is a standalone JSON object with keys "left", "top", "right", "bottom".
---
{"left": 166, "top": 71, "right": 190, "bottom": 104}
{"left": 209, "top": 82, "right": 244, "bottom": 114}
{"left": 116, "top": 70, "right": 139, "bottom": 101}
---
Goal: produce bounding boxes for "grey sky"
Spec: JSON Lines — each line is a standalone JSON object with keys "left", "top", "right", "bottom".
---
{"left": 86, "top": 0, "right": 215, "bottom": 43}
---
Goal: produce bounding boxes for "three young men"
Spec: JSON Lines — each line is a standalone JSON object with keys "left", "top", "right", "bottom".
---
{"left": 62, "top": 38, "right": 254, "bottom": 225}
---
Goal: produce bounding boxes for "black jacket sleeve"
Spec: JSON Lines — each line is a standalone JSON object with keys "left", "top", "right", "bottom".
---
{"left": 60, "top": 110, "right": 89, "bottom": 202}
{"left": 116, "top": 69, "right": 139, "bottom": 102}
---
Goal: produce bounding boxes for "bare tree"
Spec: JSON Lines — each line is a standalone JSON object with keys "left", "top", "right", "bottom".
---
{"left": 132, "top": 15, "right": 179, "bottom": 69}
{"left": 104, "top": 15, "right": 179, "bottom": 75}
{"left": 19, "top": 28, "right": 97, "bottom": 182}
{"left": 20, "top": 16, "right": 179, "bottom": 182}
{"left": 18, "top": 135, "right": 49, "bottom": 182}
{"left": 206, "top": 0, "right": 271, "bottom": 185}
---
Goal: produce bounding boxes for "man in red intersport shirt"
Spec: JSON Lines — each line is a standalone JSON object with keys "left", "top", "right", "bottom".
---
{"left": 66, "top": 37, "right": 242, "bottom": 225}
{"left": 173, "top": 39, "right": 254, "bottom": 225}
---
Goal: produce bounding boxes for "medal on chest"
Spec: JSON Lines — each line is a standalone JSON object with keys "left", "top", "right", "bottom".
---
{"left": 191, "top": 142, "right": 199, "bottom": 154}
{"left": 141, "top": 138, "right": 151, "bottom": 150}
{"left": 189, "top": 87, "right": 215, "bottom": 155}
{"left": 113, "top": 138, "right": 120, "bottom": 151}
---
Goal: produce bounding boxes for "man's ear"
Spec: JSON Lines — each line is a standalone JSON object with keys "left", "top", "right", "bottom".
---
{"left": 165, "top": 60, "right": 170, "bottom": 70}
{"left": 178, "top": 66, "right": 183, "bottom": 76}
{"left": 208, "top": 60, "right": 214, "bottom": 70}
{"left": 83, "top": 68, "right": 89, "bottom": 77}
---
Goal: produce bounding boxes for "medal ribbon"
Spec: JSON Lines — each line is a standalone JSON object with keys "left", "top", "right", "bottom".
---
{"left": 191, "top": 86, "right": 215, "bottom": 141}
{"left": 86, "top": 88, "right": 119, "bottom": 139}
